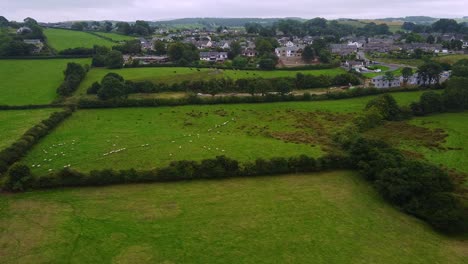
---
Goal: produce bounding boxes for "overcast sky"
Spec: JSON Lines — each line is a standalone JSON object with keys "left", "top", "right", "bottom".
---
{"left": 1, "top": 0, "right": 467, "bottom": 22}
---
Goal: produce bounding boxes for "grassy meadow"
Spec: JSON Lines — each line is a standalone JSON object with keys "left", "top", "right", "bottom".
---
{"left": 0, "top": 58, "right": 91, "bottom": 105}
{"left": 23, "top": 91, "right": 426, "bottom": 174}
{"left": 365, "top": 112, "right": 468, "bottom": 186}
{"left": 75, "top": 67, "right": 347, "bottom": 96}
{"left": 0, "top": 109, "right": 58, "bottom": 150}
{"left": 1, "top": 171, "right": 466, "bottom": 263}
{"left": 44, "top": 28, "right": 116, "bottom": 51}
{"left": 407, "top": 113, "right": 468, "bottom": 176}
{"left": 92, "top": 32, "right": 136, "bottom": 42}
{"left": 434, "top": 54, "right": 468, "bottom": 65}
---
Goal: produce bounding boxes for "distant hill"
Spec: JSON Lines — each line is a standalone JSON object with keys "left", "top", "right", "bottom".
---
{"left": 150, "top": 17, "right": 305, "bottom": 28}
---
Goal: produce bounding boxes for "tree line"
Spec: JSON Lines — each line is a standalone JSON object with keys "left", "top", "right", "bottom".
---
{"left": 333, "top": 93, "right": 467, "bottom": 233}
{"left": 411, "top": 59, "right": 468, "bottom": 115}
{"left": 56, "top": 62, "right": 89, "bottom": 97}
{"left": 85, "top": 72, "right": 361, "bottom": 100}
{"left": 4, "top": 154, "right": 350, "bottom": 191}
{"left": 0, "top": 109, "right": 73, "bottom": 176}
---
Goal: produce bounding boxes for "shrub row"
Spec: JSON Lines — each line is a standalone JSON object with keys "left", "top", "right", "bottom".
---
{"left": 56, "top": 62, "right": 88, "bottom": 96}
{"left": 0, "top": 109, "right": 73, "bottom": 175}
{"left": 6, "top": 154, "right": 351, "bottom": 191}
{"left": 0, "top": 104, "right": 65, "bottom": 110}
{"left": 79, "top": 87, "right": 422, "bottom": 109}
{"left": 411, "top": 77, "right": 468, "bottom": 116}
{"left": 87, "top": 73, "right": 360, "bottom": 97}
{"left": 341, "top": 136, "right": 465, "bottom": 233}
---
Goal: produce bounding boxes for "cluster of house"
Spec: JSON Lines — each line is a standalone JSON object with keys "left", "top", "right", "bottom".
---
{"left": 371, "top": 71, "right": 452, "bottom": 88}
{"left": 331, "top": 33, "right": 468, "bottom": 55}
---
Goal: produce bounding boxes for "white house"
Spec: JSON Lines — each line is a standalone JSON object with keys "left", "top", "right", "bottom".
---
{"left": 275, "top": 45, "right": 305, "bottom": 57}
{"left": 200, "top": 52, "right": 228, "bottom": 62}
{"left": 371, "top": 75, "right": 401, "bottom": 88}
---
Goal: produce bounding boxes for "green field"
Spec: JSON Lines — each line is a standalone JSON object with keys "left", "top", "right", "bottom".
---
{"left": 75, "top": 67, "right": 347, "bottom": 96}
{"left": 0, "top": 109, "right": 58, "bottom": 150}
{"left": 364, "top": 112, "right": 468, "bottom": 186}
{"left": 23, "top": 91, "right": 426, "bottom": 173}
{"left": 434, "top": 54, "right": 468, "bottom": 65}
{"left": 408, "top": 113, "right": 468, "bottom": 175}
{"left": 44, "top": 28, "right": 116, "bottom": 51}
{"left": 92, "top": 32, "right": 136, "bottom": 42}
{"left": 0, "top": 59, "right": 91, "bottom": 105}
{"left": 1, "top": 171, "right": 466, "bottom": 263}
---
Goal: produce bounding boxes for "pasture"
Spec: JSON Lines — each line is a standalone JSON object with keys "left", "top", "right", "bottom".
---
{"left": 0, "top": 109, "right": 58, "bottom": 150}
{"left": 44, "top": 28, "right": 116, "bottom": 51}
{"left": 434, "top": 54, "right": 468, "bottom": 65}
{"left": 23, "top": 91, "right": 426, "bottom": 174}
{"left": 92, "top": 32, "right": 136, "bottom": 42}
{"left": 0, "top": 171, "right": 466, "bottom": 263}
{"left": 75, "top": 67, "right": 347, "bottom": 96}
{"left": 365, "top": 112, "right": 468, "bottom": 186}
{"left": 407, "top": 113, "right": 468, "bottom": 177}
{"left": 0, "top": 58, "right": 91, "bottom": 105}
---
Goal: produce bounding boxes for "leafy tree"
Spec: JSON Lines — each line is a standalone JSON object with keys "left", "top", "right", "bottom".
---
{"left": 365, "top": 94, "right": 402, "bottom": 121}
{"left": 302, "top": 45, "right": 315, "bottom": 63}
{"left": 116, "top": 22, "right": 132, "bottom": 35}
{"left": 401, "top": 67, "right": 414, "bottom": 84}
{"left": 258, "top": 57, "right": 276, "bottom": 70}
{"left": 443, "top": 77, "right": 468, "bottom": 110}
{"left": 71, "top": 22, "right": 88, "bottom": 31}
{"left": 254, "top": 78, "right": 270, "bottom": 96}
{"left": 167, "top": 42, "right": 186, "bottom": 61}
{"left": 113, "top": 40, "right": 141, "bottom": 54}
{"left": 426, "top": 35, "right": 435, "bottom": 44}
{"left": 103, "top": 21, "right": 113, "bottom": 32}
{"left": 97, "top": 75, "right": 125, "bottom": 100}
{"left": 275, "top": 79, "right": 292, "bottom": 95}
{"left": 417, "top": 61, "right": 443, "bottom": 86}
{"left": 153, "top": 40, "right": 166, "bottom": 55}
{"left": 228, "top": 41, "right": 242, "bottom": 59}
{"left": 232, "top": 56, "right": 248, "bottom": 69}
{"left": 318, "top": 50, "right": 332, "bottom": 63}
{"left": 6, "top": 163, "right": 33, "bottom": 191}
{"left": 255, "top": 38, "right": 274, "bottom": 56}
{"left": 105, "top": 50, "right": 124, "bottom": 69}
{"left": 432, "top": 19, "right": 460, "bottom": 33}
{"left": 0, "top": 16, "right": 8, "bottom": 27}
{"left": 452, "top": 59, "right": 468, "bottom": 77}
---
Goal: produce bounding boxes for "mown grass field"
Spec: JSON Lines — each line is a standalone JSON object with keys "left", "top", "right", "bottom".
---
{"left": 44, "top": 28, "right": 116, "bottom": 51}
{"left": 0, "top": 59, "right": 91, "bottom": 105}
{"left": 75, "top": 67, "right": 347, "bottom": 96}
{"left": 0, "top": 109, "right": 58, "bottom": 150}
{"left": 92, "top": 32, "right": 136, "bottom": 42}
{"left": 23, "top": 91, "right": 426, "bottom": 174}
{"left": 1, "top": 171, "right": 466, "bottom": 263}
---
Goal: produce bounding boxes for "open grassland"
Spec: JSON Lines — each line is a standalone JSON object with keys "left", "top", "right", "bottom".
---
{"left": 407, "top": 113, "right": 468, "bottom": 175}
{"left": 373, "top": 57, "right": 425, "bottom": 67}
{"left": 75, "top": 67, "right": 347, "bottom": 96}
{"left": 364, "top": 112, "right": 468, "bottom": 186}
{"left": 23, "top": 91, "right": 426, "bottom": 174}
{"left": 44, "top": 28, "right": 116, "bottom": 51}
{"left": 0, "top": 59, "right": 91, "bottom": 105}
{"left": 434, "top": 54, "right": 468, "bottom": 65}
{"left": 0, "top": 171, "right": 466, "bottom": 263}
{"left": 92, "top": 32, "right": 136, "bottom": 42}
{"left": 0, "top": 109, "right": 58, "bottom": 150}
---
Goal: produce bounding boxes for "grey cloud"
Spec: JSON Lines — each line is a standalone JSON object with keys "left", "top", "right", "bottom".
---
{"left": 1, "top": 0, "right": 466, "bottom": 22}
